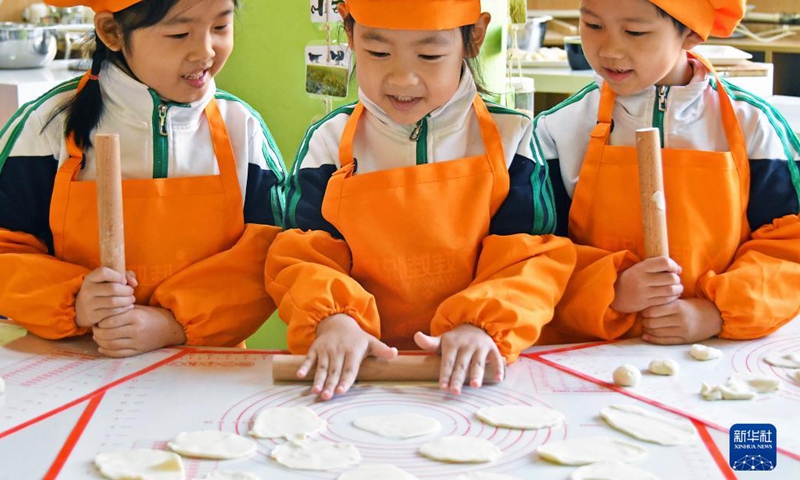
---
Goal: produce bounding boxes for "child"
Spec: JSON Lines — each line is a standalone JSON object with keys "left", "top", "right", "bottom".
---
{"left": 535, "top": 0, "right": 800, "bottom": 345}
{"left": 266, "top": 0, "right": 575, "bottom": 400}
{"left": 0, "top": 0, "right": 285, "bottom": 357}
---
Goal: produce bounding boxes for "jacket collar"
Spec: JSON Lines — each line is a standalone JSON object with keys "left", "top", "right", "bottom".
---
{"left": 99, "top": 62, "right": 217, "bottom": 130}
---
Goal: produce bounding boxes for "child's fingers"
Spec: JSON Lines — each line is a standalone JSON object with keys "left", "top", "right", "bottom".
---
{"left": 311, "top": 354, "right": 330, "bottom": 394}
{"left": 412, "top": 331, "right": 441, "bottom": 353}
{"left": 297, "top": 351, "right": 317, "bottom": 379}
{"left": 98, "top": 347, "right": 140, "bottom": 358}
{"left": 86, "top": 267, "right": 127, "bottom": 284}
{"left": 336, "top": 353, "right": 361, "bottom": 395}
{"left": 321, "top": 356, "right": 343, "bottom": 401}
{"left": 448, "top": 350, "right": 470, "bottom": 395}
{"left": 125, "top": 270, "right": 139, "bottom": 288}
{"left": 648, "top": 283, "right": 682, "bottom": 299}
{"left": 642, "top": 333, "right": 685, "bottom": 345}
{"left": 368, "top": 338, "right": 398, "bottom": 359}
{"left": 489, "top": 348, "right": 505, "bottom": 382}
{"left": 439, "top": 347, "right": 456, "bottom": 391}
{"left": 468, "top": 349, "right": 487, "bottom": 388}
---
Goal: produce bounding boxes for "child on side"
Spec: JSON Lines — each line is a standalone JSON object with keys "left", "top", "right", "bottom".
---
{"left": 267, "top": 0, "right": 575, "bottom": 400}
{"left": 0, "top": 0, "right": 285, "bottom": 356}
{"left": 534, "top": 0, "right": 800, "bottom": 345}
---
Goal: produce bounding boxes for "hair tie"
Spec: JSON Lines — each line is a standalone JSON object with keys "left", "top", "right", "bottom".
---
{"left": 89, "top": 74, "right": 100, "bottom": 81}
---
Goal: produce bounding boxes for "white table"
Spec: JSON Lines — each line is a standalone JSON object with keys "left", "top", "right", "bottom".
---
{"left": 0, "top": 59, "right": 83, "bottom": 128}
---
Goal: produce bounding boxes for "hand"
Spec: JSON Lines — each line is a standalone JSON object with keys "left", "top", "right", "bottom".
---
{"left": 609, "top": 257, "right": 683, "bottom": 313}
{"left": 414, "top": 325, "right": 505, "bottom": 395}
{"left": 298, "top": 314, "right": 398, "bottom": 401}
{"left": 75, "top": 267, "right": 138, "bottom": 328}
{"left": 641, "top": 298, "right": 723, "bottom": 345}
{"left": 92, "top": 305, "right": 186, "bottom": 357}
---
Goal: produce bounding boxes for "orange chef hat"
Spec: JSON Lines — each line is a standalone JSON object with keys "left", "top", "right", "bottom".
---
{"left": 650, "top": 0, "right": 746, "bottom": 39}
{"left": 340, "top": 0, "right": 481, "bottom": 30}
{"left": 45, "top": 0, "right": 142, "bottom": 13}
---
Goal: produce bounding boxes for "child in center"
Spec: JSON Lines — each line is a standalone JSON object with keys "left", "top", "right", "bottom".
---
{"left": 0, "top": 0, "right": 285, "bottom": 356}
{"left": 267, "top": 0, "right": 575, "bottom": 399}
{"left": 535, "top": 0, "right": 800, "bottom": 345}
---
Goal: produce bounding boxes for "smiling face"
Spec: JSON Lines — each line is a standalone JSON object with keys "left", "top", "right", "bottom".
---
{"left": 348, "top": 23, "right": 467, "bottom": 125}
{"left": 120, "top": 0, "right": 235, "bottom": 103}
{"left": 579, "top": 0, "right": 701, "bottom": 96}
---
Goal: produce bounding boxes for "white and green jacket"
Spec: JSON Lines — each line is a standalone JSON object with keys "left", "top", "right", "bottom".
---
{"left": 286, "top": 66, "right": 556, "bottom": 237}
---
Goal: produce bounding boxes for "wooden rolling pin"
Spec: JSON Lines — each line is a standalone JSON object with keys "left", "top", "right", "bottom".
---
{"left": 95, "top": 133, "right": 126, "bottom": 274}
{"left": 635, "top": 128, "right": 669, "bottom": 258}
{"left": 272, "top": 354, "right": 505, "bottom": 385}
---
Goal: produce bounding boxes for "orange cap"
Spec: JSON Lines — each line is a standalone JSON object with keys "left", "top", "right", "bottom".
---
{"left": 650, "top": 0, "right": 746, "bottom": 40}
{"left": 45, "top": 0, "right": 142, "bottom": 13}
{"left": 340, "top": 0, "right": 481, "bottom": 30}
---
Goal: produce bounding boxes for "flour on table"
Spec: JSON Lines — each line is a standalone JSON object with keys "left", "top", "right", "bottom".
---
{"left": 537, "top": 437, "right": 647, "bottom": 465}
{"left": 600, "top": 404, "right": 696, "bottom": 445}
{"left": 271, "top": 439, "right": 360, "bottom": 470}
{"left": 689, "top": 344, "right": 722, "bottom": 361}
{"left": 250, "top": 406, "right": 326, "bottom": 440}
{"left": 419, "top": 436, "right": 501, "bottom": 463}
{"left": 612, "top": 365, "right": 641, "bottom": 387}
{"left": 456, "top": 472, "right": 524, "bottom": 480}
{"left": 94, "top": 449, "right": 184, "bottom": 480}
{"left": 764, "top": 351, "right": 800, "bottom": 368}
{"left": 200, "top": 472, "right": 260, "bottom": 480}
{"left": 570, "top": 460, "right": 660, "bottom": 480}
{"left": 648, "top": 359, "right": 679, "bottom": 376}
{"left": 353, "top": 412, "right": 440, "bottom": 439}
{"left": 167, "top": 430, "right": 256, "bottom": 459}
{"left": 476, "top": 405, "right": 564, "bottom": 430}
{"left": 338, "top": 464, "right": 418, "bottom": 480}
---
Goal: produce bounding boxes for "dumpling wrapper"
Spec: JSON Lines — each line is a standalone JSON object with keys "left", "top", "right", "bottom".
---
{"left": 94, "top": 449, "right": 184, "bottom": 480}
{"left": 538, "top": 437, "right": 647, "bottom": 466}
{"left": 419, "top": 436, "right": 501, "bottom": 463}
{"left": 338, "top": 464, "right": 418, "bottom": 480}
{"left": 600, "top": 404, "right": 696, "bottom": 445}
{"left": 353, "top": 413, "right": 440, "bottom": 439}
{"left": 271, "top": 439, "right": 360, "bottom": 470}
{"left": 167, "top": 430, "right": 256, "bottom": 459}
{"left": 476, "top": 405, "right": 564, "bottom": 430}
{"left": 570, "top": 460, "right": 660, "bottom": 480}
{"left": 250, "top": 406, "right": 325, "bottom": 440}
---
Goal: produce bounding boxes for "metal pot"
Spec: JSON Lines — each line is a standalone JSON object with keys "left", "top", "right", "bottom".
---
{"left": 0, "top": 23, "right": 58, "bottom": 69}
{"left": 508, "top": 15, "right": 552, "bottom": 52}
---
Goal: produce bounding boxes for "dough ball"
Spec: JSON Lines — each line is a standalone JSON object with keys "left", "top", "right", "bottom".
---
{"left": 612, "top": 365, "right": 641, "bottom": 387}
{"left": 648, "top": 359, "right": 679, "bottom": 376}
{"left": 689, "top": 344, "right": 722, "bottom": 361}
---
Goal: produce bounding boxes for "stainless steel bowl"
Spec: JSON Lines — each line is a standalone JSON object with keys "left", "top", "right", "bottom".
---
{"left": 0, "top": 23, "right": 58, "bottom": 69}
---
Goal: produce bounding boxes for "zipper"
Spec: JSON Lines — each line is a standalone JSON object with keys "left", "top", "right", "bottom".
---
{"left": 410, "top": 116, "right": 429, "bottom": 165}
{"left": 148, "top": 90, "right": 189, "bottom": 179}
{"left": 651, "top": 85, "right": 670, "bottom": 147}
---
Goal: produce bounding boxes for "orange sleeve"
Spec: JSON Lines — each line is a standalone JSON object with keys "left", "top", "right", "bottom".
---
{"left": 149, "top": 224, "right": 280, "bottom": 347}
{"left": 265, "top": 228, "right": 380, "bottom": 354}
{"left": 0, "top": 228, "right": 90, "bottom": 339}
{"left": 429, "top": 234, "right": 576, "bottom": 362}
{"left": 540, "top": 244, "right": 640, "bottom": 345}
{"left": 698, "top": 213, "right": 800, "bottom": 339}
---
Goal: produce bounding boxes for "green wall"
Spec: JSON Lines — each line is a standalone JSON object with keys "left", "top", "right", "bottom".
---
{"left": 218, "top": 1, "right": 507, "bottom": 349}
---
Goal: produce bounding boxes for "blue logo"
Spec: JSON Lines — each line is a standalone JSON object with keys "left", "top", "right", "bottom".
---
{"left": 730, "top": 423, "right": 777, "bottom": 471}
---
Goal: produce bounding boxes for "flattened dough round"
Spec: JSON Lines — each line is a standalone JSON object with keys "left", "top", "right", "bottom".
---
{"left": 419, "top": 436, "right": 501, "bottom": 463}
{"left": 353, "top": 413, "right": 440, "bottom": 439}
{"left": 689, "top": 344, "right": 722, "bottom": 361}
{"left": 764, "top": 352, "right": 800, "bottom": 368}
{"left": 94, "top": 449, "right": 184, "bottom": 480}
{"left": 200, "top": 472, "right": 260, "bottom": 480}
{"left": 250, "top": 406, "right": 325, "bottom": 440}
{"left": 271, "top": 439, "right": 360, "bottom": 470}
{"left": 612, "top": 365, "right": 641, "bottom": 387}
{"left": 476, "top": 405, "right": 564, "bottom": 430}
{"left": 600, "top": 404, "right": 696, "bottom": 445}
{"left": 167, "top": 430, "right": 256, "bottom": 459}
{"left": 570, "top": 460, "right": 660, "bottom": 480}
{"left": 456, "top": 473, "right": 524, "bottom": 480}
{"left": 537, "top": 437, "right": 647, "bottom": 466}
{"left": 338, "top": 464, "right": 418, "bottom": 480}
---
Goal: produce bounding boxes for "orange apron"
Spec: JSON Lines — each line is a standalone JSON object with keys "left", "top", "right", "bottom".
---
{"left": 321, "top": 95, "right": 510, "bottom": 350}
{"left": 568, "top": 54, "right": 750, "bottom": 302}
{"left": 49, "top": 74, "right": 244, "bottom": 304}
